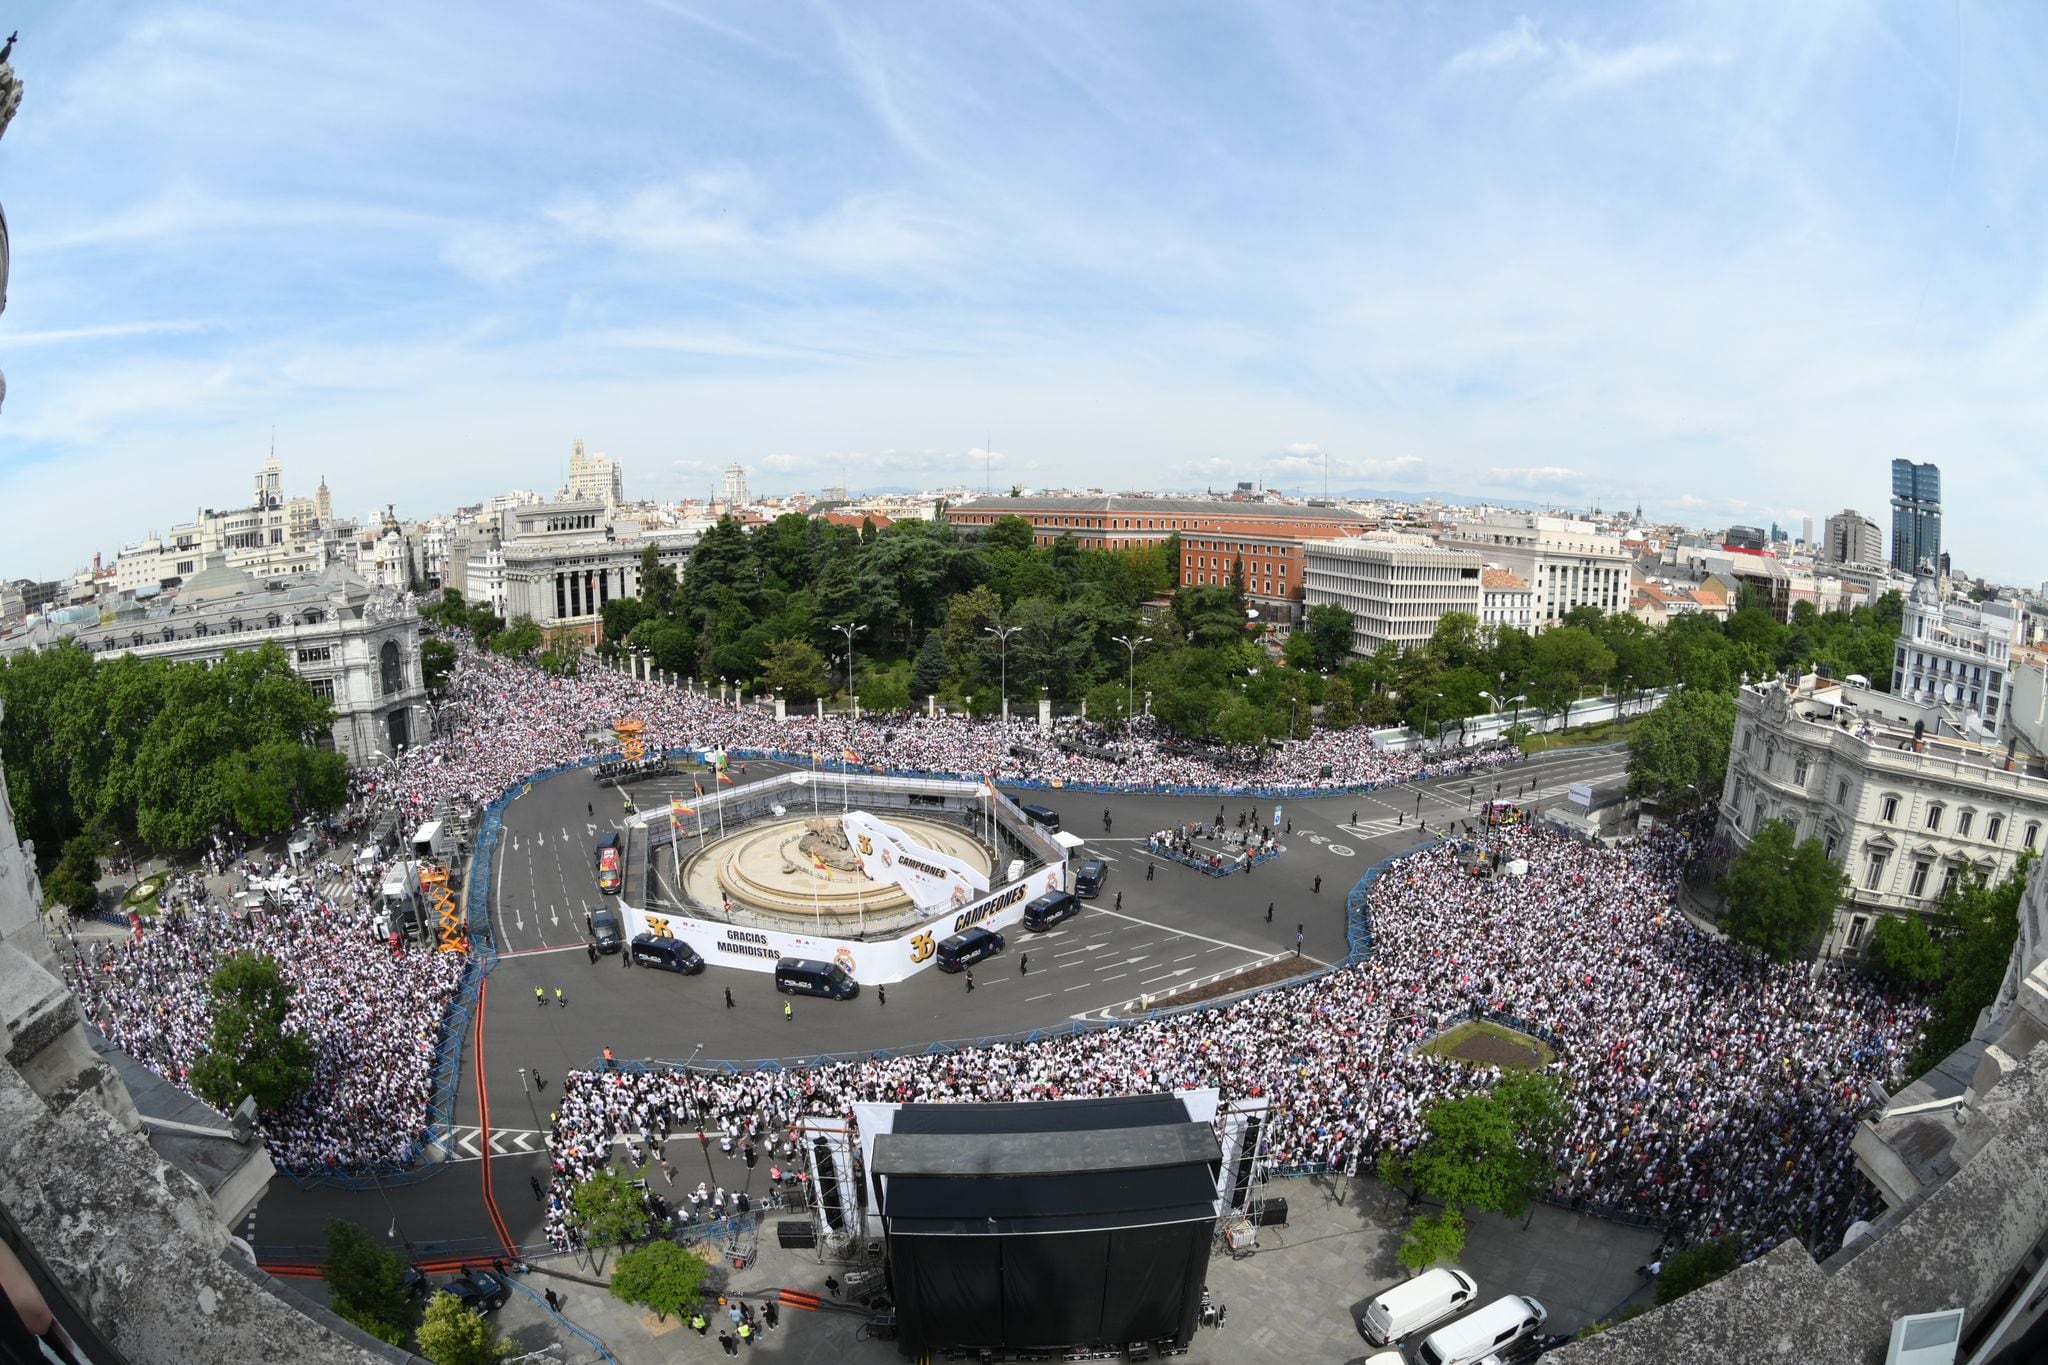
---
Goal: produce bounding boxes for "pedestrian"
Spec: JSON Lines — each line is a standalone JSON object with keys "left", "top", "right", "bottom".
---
{"left": 691, "top": 1309, "right": 708, "bottom": 1335}
{"left": 1351, "top": 811, "right": 1357, "bottom": 824}
{"left": 1019, "top": 953, "right": 1029, "bottom": 975}
{"left": 764, "top": 1299, "right": 779, "bottom": 1328}
{"left": 738, "top": 1320, "right": 753, "bottom": 1347}
{"left": 784, "top": 1001, "right": 793, "bottom": 1022}
{"left": 965, "top": 970, "right": 975, "bottom": 992}
{"left": 825, "top": 1275, "right": 840, "bottom": 1299}
{"left": 1295, "top": 926, "right": 1303, "bottom": 956}
{"left": 1114, "top": 890, "right": 1123, "bottom": 909}
{"left": 529, "top": 1175, "right": 544, "bottom": 1201}
{"left": 729, "top": 1301, "right": 743, "bottom": 1327}
{"left": 1313, "top": 874, "right": 1322, "bottom": 894}
{"left": 587, "top": 802, "right": 593, "bottom": 817}
{"left": 718, "top": 1329, "right": 736, "bottom": 1356}
{"left": 535, "top": 986, "right": 545, "bottom": 1007}
{"left": 1145, "top": 862, "right": 1154, "bottom": 881}
{"left": 534, "top": 1071, "right": 546, "bottom": 1092}
{"left": 1266, "top": 902, "right": 1274, "bottom": 923}
{"left": 724, "top": 986, "right": 735, "bottom": 1009}
{"left": 555, "top": 986, "right": 566, "bottom": 1007}
{"left": 586, "top": 940, "right": 597, "bottom": 965}
{"left": 1638, "top": 1259, "right": 1663, "bottom": 1281}
{"left": 545, "top": 1287, "right": 561, "bottom": 1312}
{"left": 875, "top": 983, "right": 886, "bottom": 1007}
{"left": 622, "top": 945, "right": 631, "bottom": 968}
{"left": 603, "top": 1046, "right": 615, "bottom": 1069}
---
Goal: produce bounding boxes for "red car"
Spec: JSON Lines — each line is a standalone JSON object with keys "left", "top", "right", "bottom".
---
{"left": 597, "top": 846, "right": 622, "bottom": 894}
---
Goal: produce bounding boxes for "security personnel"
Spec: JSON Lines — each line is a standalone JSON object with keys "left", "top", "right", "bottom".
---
{"left": 535, "top": 986, "right": 545, "bottom": 1007}
{"left": 783, "top": 1001, "right": 793, "bottom": 1022}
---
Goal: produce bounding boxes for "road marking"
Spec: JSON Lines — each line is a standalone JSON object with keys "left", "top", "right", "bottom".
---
{"left": 1142, "top": 968, "right": 1193, "bottom": 986}
{"left": 1173, "top": 954, "right": 1198, "bottom": 963}
{"left": 1327, "top": 844, "right": 1355, "bottom": 857}
{"left": 1099, "top": 973, "right": 1127, "bottom": 983}
{"left": 1026, "top": 993, "right": 1053, "bottom": 1002}
{"left": 1064, "top": 983, "right": 1092, "bottom": 992}
{"left": 1080, "top": 904, "right": 1270, "bottom": 957}
{"left": 1206, "top": 944, "right": 1227, "bottom": 953}
{"left": 1125, "top": 956, "right": 1150, "bottom": 965}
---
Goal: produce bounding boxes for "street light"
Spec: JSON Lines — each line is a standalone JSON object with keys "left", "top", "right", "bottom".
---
{"left": 832, "top": 622, "right": 867, "bottom": 711}
{"left": 985, "top": 621, "right": 1021, "bottom": 725}
{"left": 1111, "top": 634, "right": 1151, "bottom": 727}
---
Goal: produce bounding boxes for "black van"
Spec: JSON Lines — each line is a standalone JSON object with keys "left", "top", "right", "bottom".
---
{"left": 1022, "top": 890, "right": 1080, "bottom": 932}
{"left": 589, "top": 907, "right": 623, "bottom": 954}
{"left": 934, "top": 926, "right": 1006, "bottom": 972}
{"left": 629, "top": 933, "right": 704, "bottom": 974}
{"left": 774, "top": 958, "right": 860, "bottom": 1000}
{"left": 1018, "top": 803, "right": 1061, "bottom": 834}
{"left": 1073, "top": 859, "right": 1107, "bottom": 899}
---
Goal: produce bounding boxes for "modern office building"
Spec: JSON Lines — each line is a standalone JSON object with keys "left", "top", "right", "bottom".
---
{"left": 1439, "top": 513, "right": 1630, "bottom": 628}
{"left": 1892, "top": 567, "right": 2020, "bottom": 736}
{"left": 1302, "top": 534, "right": 1482, "bottom": 656}
{"left": 1823, "top": 509, "right": 1884, "bottom": 567}
{"left": 1889, "top": 459, "right": 1942, "bottom": 575}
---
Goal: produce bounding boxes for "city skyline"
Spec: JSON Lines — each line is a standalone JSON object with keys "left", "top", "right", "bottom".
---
{"left": 2, "top": 3, "right": 2046, "bottom": 581}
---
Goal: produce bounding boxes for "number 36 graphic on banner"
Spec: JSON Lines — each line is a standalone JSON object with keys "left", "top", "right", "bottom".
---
{"left": 908, "top": 932, "right": 935, "bottom": 964}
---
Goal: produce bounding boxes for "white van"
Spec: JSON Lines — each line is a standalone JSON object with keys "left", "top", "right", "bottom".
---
{"left": 1415, "top": 1294, "right": 1548, "bottom": 1365}
{"left": 1360, "top": 1267, "right": 1478, "bottom": 1345}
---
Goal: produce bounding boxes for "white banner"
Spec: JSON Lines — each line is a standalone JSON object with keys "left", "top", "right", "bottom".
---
{"left": 840, "top": 810, "right": 989, "bottom": 913}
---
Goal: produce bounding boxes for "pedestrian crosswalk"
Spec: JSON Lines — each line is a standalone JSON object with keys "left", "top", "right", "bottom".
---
{"left": 432, "top": 1125, "right": 546, "bottom": 1161}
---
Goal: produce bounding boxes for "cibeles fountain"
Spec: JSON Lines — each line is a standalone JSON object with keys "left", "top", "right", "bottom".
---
{"left": 685, "top": 811, "right": 996, "bottom": 928}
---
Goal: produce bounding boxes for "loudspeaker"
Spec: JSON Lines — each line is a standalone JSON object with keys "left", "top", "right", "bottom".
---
{"left": 1251, "top": 1197, "right": 1288, "bottom": 1227}
{"left": 776, "top": 1220, "right": 816, "bottom": 1249}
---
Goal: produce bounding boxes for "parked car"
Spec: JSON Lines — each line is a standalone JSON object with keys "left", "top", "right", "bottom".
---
{"left": 596, "top": 844, "right": 622, "bottom": 894}
{"left": 442, "top": 1269, "right": 510, "bottom": 1314}
{"left": 589, "top": 907, "right": 623, "bottom": 953}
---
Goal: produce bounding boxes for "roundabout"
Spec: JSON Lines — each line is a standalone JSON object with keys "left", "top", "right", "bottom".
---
{"left": 679, "top": 811, "right": 996, "bottom": 928}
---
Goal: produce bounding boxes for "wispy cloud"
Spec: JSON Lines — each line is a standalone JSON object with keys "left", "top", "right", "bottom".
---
{"left": 0, "top": 320, "right": 218, "bottom": 347}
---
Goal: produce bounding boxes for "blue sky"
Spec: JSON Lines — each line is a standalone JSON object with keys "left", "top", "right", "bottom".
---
{"left": 3, "top": 2, "right": 2046, "bottom": 584}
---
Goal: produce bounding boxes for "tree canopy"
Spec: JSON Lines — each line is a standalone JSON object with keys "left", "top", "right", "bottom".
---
{"left": 567, "top": 1167, "right": 650, "bottom": 1262}
{"left": 321, "top": 1219, "right": 414, "bottom": 1347}
{"left": 1379, "top": 1071, "right": 1569, "bottom": 1221}
{"left": 417, "top": 1291, "right": 511, "bottom": 1365}
{"left": 1626, "top": 688, "right": 1737, "bottom": 801}
{"left": 1718, "top": 819, "right": 1846, "bottom": 963}
{"left": 609, "top": 1240, "right": 710, "bottom": 1322}
{"left": 189, "top": 950, "right": 316, "bottom": 1114}
{"left": 0, "top": 641, "right": 345, "bottom": 865}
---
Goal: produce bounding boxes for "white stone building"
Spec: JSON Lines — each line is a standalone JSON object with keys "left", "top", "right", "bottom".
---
{"left": 1892, "top": 568, "right": 2020, "bottom": 737}
{"left": 1719, "top": 671, "right": 2048, "bottom": 956}
{"left": 2, "top": 557, "right": 429, "bottom": 762}
{"left": 1441, "top": 512, "right": 1630, "bottom": 628}
{"left": 1302, "top": 534, "right": 1482, "bottom": 656}
{"left": 112, "top": 457, "right": 335, "bottom": 595}
{"left": 565, "top": 439, "right": 625, "bottom": 508}
{"left": 497, "top": 502, "right": 696, "bottom": 645}
{"left": 1479, "top": 566, "right": 1534, "bottom": 635}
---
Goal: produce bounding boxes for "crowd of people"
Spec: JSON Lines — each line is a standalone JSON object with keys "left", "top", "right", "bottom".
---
{"left": 542, "top": 817, "right": 1925, "bottom": 1260}
{"left": 67, "top": 878, "right": 467, "bottom": 1171}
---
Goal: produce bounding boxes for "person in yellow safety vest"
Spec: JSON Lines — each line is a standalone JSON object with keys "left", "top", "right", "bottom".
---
{"left": 535, "top": 986, "right": 545, "bottom": 1007}
{"left": 738, "top": 1321, "right": 753, "bottom": 1344}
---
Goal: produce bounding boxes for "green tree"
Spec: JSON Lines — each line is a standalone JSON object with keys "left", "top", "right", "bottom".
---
{"left": 609, "top": 1240, "right": 710, "bottom": 1322}
{"left": 1377, "top": 1072, "right": 1568, "bottom": 1220}
{"left": 1655, "top": 1235, "right": 1743, "bottom": 1306}
{"left": 567, "top": 1168, "right": 650, "bottom": 1266}
{"left": 760, "top": 637, "right": 830, "bottom": 703}
{"left": 1867, "top": 913, "right": 1942, "bottom": 988}
{"left": 1625, "top": 689, "right": 1737, "bottom": 801}
{"left": 492, "top": 615, "right": 543, "bottom": 659}
{"left": 1718, "top": 819, "right": 1845, "bottom": 963}
{"left": 1528, "top": 626, "right": 1616, "bottom": 724}
{"left": 980, "top": 514, "right": 1036, "bottom": 553}
{"left": 1396, "top": 1208, "right": 1467, "bottom": 1273}
{"left": 1913, "top": 857, "right": 2032, "bottom": 1068}
{"left": 1304, "top": 603, "right": 1356, "bottom": 671}
{"left": 601, "top": 595, "right": 652, "bottom": 644}
{"left": 909, "top": 632, "right": 950, "bottom": 699}
{"left": 1321, "top": 676, "right": 1357, "bottom": 729}
{"left": 42, "top": 833, "right": 104, "bottom": 915}
{"left": 189, "top": 951, "right": 316, "bottom": 1113}
{"left": 420, "top": 637, "right": 459, "bottom": 693}
{"left": 321, "top": 1219, "right": 413, "bottom": 1347}
{"left": 417, "top": 1290, "right": 512, "bottom": 1365}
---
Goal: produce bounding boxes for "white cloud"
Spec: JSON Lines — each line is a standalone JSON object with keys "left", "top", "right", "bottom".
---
{"left": 758, "top": 453, "right": 806, "bottom": 472}
{"left": 1554, "top": 40, "right": 1706, "bottom": 95}
{"left": 1487, "top": 465, "right": 1584, "bottom": 486}
{"left": 0, "top": 320, "right": 218, "bottom": 347}
{"left": 1445, "top": 17, "right": 1548, "bottom": 74}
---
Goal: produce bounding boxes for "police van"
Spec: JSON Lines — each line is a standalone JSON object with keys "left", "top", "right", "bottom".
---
{"left": 934, "top": 926, "right": 1006, "bottom": 972}
{"left": 775, "top": 958, "right": 860, "bottom": 1000}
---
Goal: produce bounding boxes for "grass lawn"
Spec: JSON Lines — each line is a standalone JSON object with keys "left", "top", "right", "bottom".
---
{"left": 118, "top": 871, "right": 170, "bottom": 917}
{"left": 1420, "top": 1018, "right": 1557, "bottom": 1070}
{"left": 1517, "top": 714, "right": 1645, "bottom": 754}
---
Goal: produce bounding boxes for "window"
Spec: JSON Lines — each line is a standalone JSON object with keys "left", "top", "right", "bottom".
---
{"left": 1941, "top": 863, "right": 1962, "bottom": 897}
{"left": 1847, "top": 916, "right": 1868, "bottom": 948}
{"left": 1925, "top": 804, "right": 1943, "bottom": 832}
{"left": 296, "top": 646, "right": 332, "bottom": 665}
{"left": 1988, "top": 814, "right": 2004, "bottom": 842}
{"left": 309, "top": 678, "right": 336, "bottom": 702}
{"left": 1836, "top": 779, "right": 1849, "bottom": 804}
{"left": 1793, "top": 755, "right": 1809, "bottom": 786}
{"left": 1957, "top": 810, "right": 1974, "bottom": 839}
{"left": 1824, "top": 831, "right": 1839, "bottom": 860}
{"left": 1865, "top": 852, "right": 1889, "bottom": 891}
{"left": 1751, "top": 799, "right": 1765, "bottom": 831}
{"left": 2028, "top": 823, "right": 2041, "bottom": 852}
{"left": 1908, "top": 861, "right": 1931, "bottom": 898}
{"left": 1879, "top": 794, "right": 1899, "bottom": 823}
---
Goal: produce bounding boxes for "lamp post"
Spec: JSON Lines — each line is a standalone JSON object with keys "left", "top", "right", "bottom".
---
{"left": 985, "top": 621, "right": 1021, "bottom": 725}
{"left": 832, "top": 621, "right": 867, "bottom": 712}
{"left": 1111, "top": 634, "right": 1151, "bottom": 728}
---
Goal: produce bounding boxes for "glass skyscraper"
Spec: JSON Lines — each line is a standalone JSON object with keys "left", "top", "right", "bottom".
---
{"left": 1890, "top": 459, "right": 1942, "bottom": 574}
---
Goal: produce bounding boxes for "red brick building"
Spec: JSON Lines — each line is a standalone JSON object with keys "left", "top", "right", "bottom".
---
{"left": 948, "top": 495, "right": 1374, "bottom": 625}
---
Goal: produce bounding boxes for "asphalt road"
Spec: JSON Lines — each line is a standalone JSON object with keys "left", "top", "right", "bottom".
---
{"left": 249, "top": 743, "right": 1629, "bottom": 1258}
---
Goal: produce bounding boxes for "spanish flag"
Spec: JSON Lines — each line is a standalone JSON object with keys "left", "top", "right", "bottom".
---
{"left": 841, "top": 747, "right": 863, "bottom": 765}
{"left": 671, "top": 798, "right": 694, "bottom": 817}
{"left": 716, "top": 770, "right": 735, "bottom": 785}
